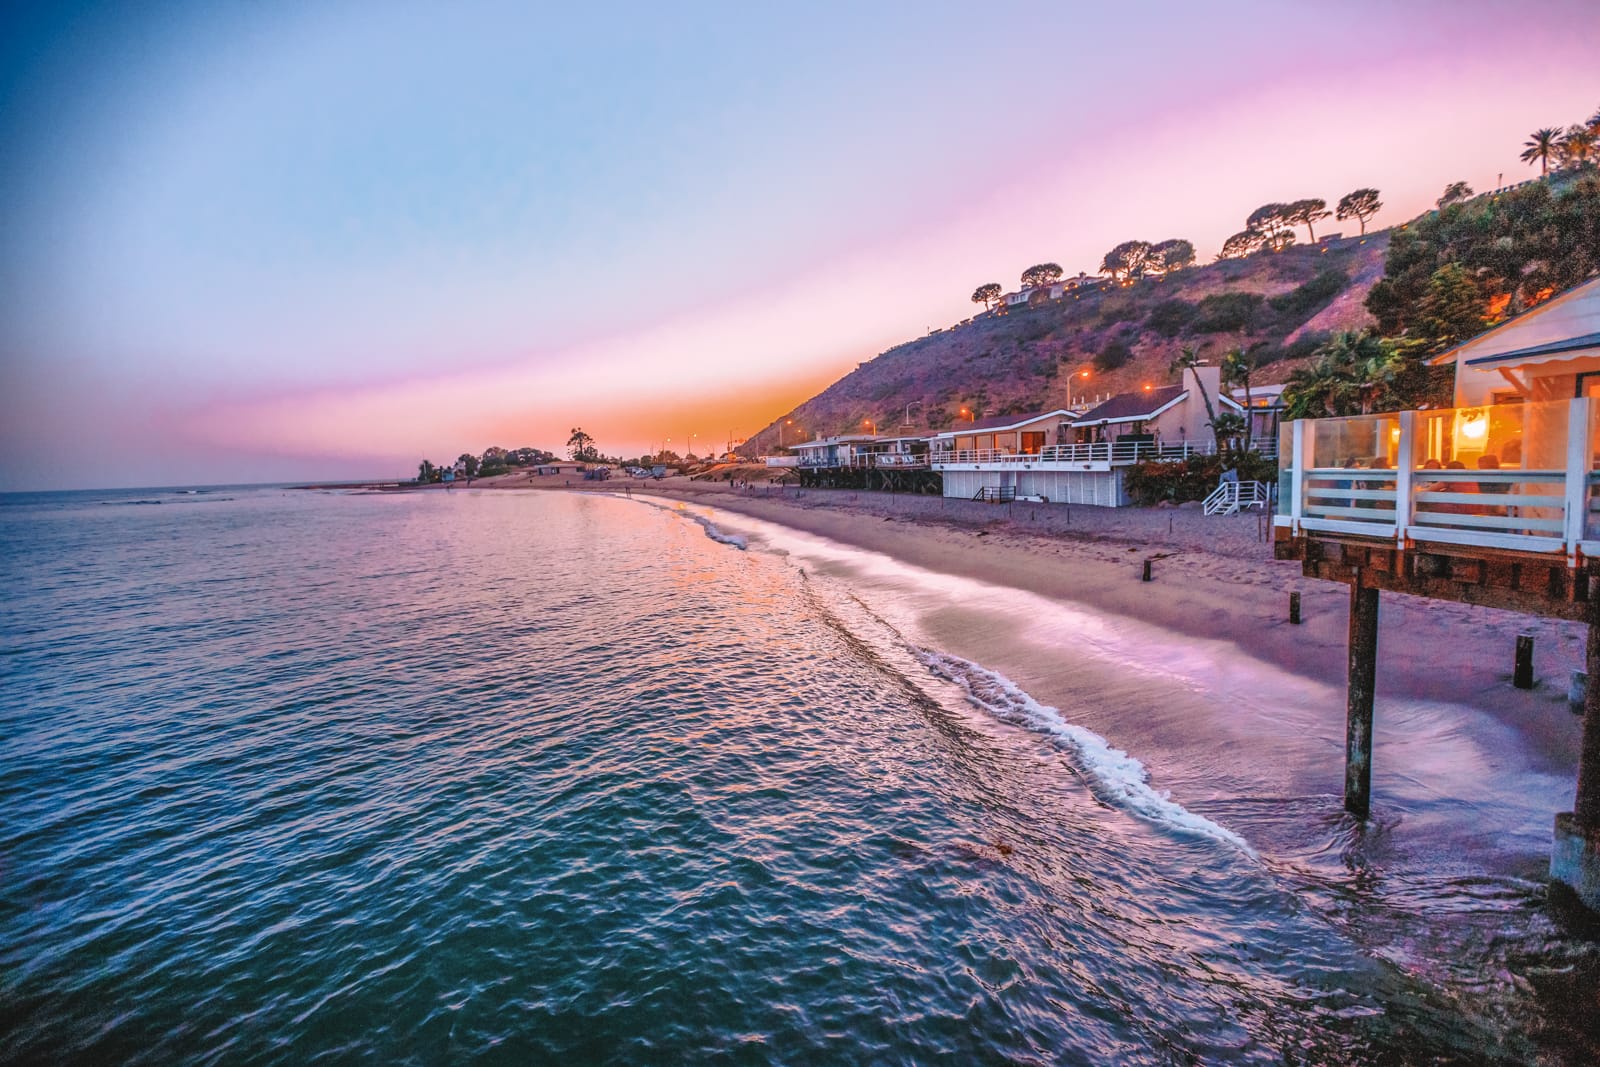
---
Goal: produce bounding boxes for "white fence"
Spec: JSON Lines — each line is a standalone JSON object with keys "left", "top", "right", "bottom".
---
{"left": 933, "top": 438, "right": 1276, "bottom": 467}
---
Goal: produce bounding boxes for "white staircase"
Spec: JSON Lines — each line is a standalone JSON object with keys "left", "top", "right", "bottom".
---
{"left": 1203, "top": 478, "right": 1269, "bottom": 516}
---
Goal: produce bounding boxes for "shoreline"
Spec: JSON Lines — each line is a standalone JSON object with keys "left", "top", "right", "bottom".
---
{"left": 575, "top": 478, "right": 1589, "bottom": 778}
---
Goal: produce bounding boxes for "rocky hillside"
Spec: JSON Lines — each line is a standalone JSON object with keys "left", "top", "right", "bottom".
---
{"left": 749, "top": 235, "right": 1387, "bottom": 452}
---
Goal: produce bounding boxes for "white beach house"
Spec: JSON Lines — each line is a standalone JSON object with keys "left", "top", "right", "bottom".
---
{"left": 931, "top": 365, "right": 1238, "bottom": 505}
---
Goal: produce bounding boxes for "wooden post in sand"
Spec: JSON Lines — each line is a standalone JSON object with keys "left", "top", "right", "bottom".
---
{"left": 1345, "top": 581, "right": 1380, "bottom": 820}
{"left": 1514, "top": 633, "right": 1535, "bottom": 690}
{"left": 1289, "top": 591, "right": 1302, "bottom": 625}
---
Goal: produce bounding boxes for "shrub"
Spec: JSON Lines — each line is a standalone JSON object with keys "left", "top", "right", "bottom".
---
{"left": 1256, "top": 330, "right": 1331, "bottom": 366}
{"left": 1145, "top": 299, "right": 1198, "bottom": 337}
{"left": 1268, "top": 269, "right": 1348, "bottom": 319}
{"left": 1192, "top": 292, "right": 1265, "bottom": 333}
{"left": 1122, "top": 452, "right": 1279, "bottom": 505}
{"left": 1094, "top": 339, "right": 1133, "bottom": 372}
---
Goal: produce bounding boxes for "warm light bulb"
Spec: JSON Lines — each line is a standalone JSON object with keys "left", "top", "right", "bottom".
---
{"left": 1461, "top": 414, "right": 1488, "bottom": 440}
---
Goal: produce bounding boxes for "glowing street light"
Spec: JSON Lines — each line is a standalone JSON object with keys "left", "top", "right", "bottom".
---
{"left": 1067, "top": 368, "right": 1091, "bottom": 410}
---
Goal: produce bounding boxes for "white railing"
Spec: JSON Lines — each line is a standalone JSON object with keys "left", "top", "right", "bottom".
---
{"left": 932, "top": 438, "right": 1277, "bottom": 467}
{"left": 1277, "top": 399, "right": 1598, "bottom": 561}
{"left": 1204, "top": 479, "right": 1270, "bottom": 516}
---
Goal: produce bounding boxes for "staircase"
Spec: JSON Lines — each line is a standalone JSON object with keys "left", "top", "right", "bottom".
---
{"left": 1203, "top": 478, "right": 1269, "bottom": 516}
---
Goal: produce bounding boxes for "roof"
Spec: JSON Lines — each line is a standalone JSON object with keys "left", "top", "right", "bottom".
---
{"left": 1073, "top": 386, "right": 1186, "bottom": 425}
{"left": 1462, "top": 331, "right": 1600, "bottom": 367}
{"left": 1430, "top": 276, "right": 1600, "bottom": 367}
{"left": 930, "top": 409, "right": 1075, "bottom": 439}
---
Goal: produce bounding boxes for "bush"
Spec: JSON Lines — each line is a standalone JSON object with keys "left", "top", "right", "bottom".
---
{"left": 1256, "top": 330, "right": 1331, "bottom": 366}
{"left": 1192, "top": 292, "right": 1265, "bottom": 333}
{"left": 1268, "top": 269, "right": 1348, "bottom": 319}
{"left": 1094, "top": 339, "right": 1133, "bottom": 372}
{"left": 1122, "top": 452, "right": 1278, "bottom": 505}
{"left": 1145, "top": 299, "right": 1198, "bottom": 337}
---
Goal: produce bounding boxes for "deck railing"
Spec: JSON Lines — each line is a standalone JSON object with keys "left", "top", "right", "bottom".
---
{"left": 1277, "top": 398, "right": 1599, "bottom": 561}
{"left": 932, "top": 438, "right": 1277, "bottom": 467}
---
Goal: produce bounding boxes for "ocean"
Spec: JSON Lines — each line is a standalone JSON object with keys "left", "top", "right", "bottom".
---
{"left": 2, "top": 485, "right": 1596, "bottom": 1064}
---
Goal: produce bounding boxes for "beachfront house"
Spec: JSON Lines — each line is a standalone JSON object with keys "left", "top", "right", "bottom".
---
{"left": 932, "top": 367, "right": 1239, "bottom": 505}
{"left": 1269, "top": 275, "right": 1600, "bottom": 913}
{"left": 1232, "top": 383, "right": 1286, "bottom": 448}
{"left": 784, "top": 432, "right": 935, "bottom": 490}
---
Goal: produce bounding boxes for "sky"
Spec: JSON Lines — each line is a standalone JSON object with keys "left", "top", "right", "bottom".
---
{"left": 1, "top": 0, "right": 1596, "bottom": 489}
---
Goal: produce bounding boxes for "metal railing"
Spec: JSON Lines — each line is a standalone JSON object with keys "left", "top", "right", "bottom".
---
{"left": 1277, "top": 398, "right": 1598, "bottom": 561}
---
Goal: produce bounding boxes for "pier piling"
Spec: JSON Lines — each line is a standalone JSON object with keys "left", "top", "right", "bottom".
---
{"left": 1552, "top": 596, "right": 1600, "bottom": 908}
{"left": 1514, "top": 633, "right": 1535, "bottom": 689}
{"left": 1345, "top": 582, "right": 1379, "bottom": 820}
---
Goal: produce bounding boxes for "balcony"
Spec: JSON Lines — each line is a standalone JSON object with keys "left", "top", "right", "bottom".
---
{"left": 1274, "top": 398, "right": 1599, "bottom": 563}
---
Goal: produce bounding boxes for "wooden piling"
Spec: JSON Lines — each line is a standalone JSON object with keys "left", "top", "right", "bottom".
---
{"left": 1345, "top": 582, "right": 1380, "bottom": 820}
{"left": 1289, "top": 591, "right": 1302, "bottom": 624}
{"left": 1514, "top": 633, "right": 1535, "bottom": 690}
{"left": 1142, "top": 558, "right": 1153, "bottom": 582}
{"left": 1574, "top": 599, "right": 1600, "bottom": 828}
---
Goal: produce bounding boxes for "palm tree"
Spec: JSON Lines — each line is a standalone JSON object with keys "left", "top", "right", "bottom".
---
{"left": 1221, "top": 344, "right": 1263, "bottom": 452}
{"left": 1561, "top": 126, "right": 1596, "bottom": 169}
{"left": 1521, "top": 127, "right": 1562, "bottom": 176}
{"left": 1169, "top": 346, "right": 1219, "bottom": 448}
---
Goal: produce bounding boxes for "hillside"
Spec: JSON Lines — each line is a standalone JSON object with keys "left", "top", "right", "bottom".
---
{"left": 749, "top": 235, "right": 1388, "bottom": 451}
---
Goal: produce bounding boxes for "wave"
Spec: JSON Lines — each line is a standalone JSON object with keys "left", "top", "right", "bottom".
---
{"left": 914, "top": 648, "right": 1258, "bottom": 858}
{"left": 625, "top": 496, "right": 747, "bottom": 549}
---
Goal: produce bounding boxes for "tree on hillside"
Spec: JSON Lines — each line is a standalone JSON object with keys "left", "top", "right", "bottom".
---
{"left": 457, "top": 453, "right": 480, "bottom": 480}
{"left": 1413, "top": 262, "right": 1487, "bottom": 352}
{"left": 1169, "top": 345, "right": 1220, "bottom": 447}
{"left": 1217, "top": 229, "right": 1267, "bottom": 260}
{"left": 1522, "top": 128, "right": 1562, "bottom": 176}
{"left": 1366, "top": 175, "right": 1600, "bottom": 333}
{"left": 1146, "top": 238, "right": 1195, "bottom": 274}
{"left": 1335, "top": 188, "right": 1382, "bottom": 234}
{"left": 1020, "top": 263, "right": 1063, "bottom": 289}
{"left": 1561, "top": 126, "right": 1596, "bottom": 169}
{"left": 971, "top": 282, "right": 1003, "bottom": 310}
{"left": 1246, "top": 204, "right": 1296, "bottom": 251}
{"left": 1590, "top": 107, "right": 1600, "bottom": 135}
{"left": 1437, "top": 181, "right": 1473, "bottom": 209}
{"left": 567, "top": 427, "right": 599, "bottom": 462}
{"left": 1285, "top": 198, "right": 1333, "bottom": 242}
{"left": 1099, "top": 241, "right": 1151, "bottom": 282}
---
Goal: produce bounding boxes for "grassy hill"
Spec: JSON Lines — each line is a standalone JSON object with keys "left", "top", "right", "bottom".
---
{"left": 749, "top": 234, "right": 1388, "bottom": 452}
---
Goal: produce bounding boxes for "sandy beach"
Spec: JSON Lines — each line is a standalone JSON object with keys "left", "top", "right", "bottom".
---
{"left": 454, "top": 471, "right": 1590, "bottom": 784}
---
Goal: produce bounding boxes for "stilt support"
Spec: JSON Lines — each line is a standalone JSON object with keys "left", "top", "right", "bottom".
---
{"left": 1553, "top": 592, "right": 1600, "bottom": 912}
{"left": 1345, "top": 582, "right": 1379, "bottom": 820}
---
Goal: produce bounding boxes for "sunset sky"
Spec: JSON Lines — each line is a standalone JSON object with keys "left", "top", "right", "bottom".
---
{"left": 1, "top": 0, "right": 1596, "bottom": 489}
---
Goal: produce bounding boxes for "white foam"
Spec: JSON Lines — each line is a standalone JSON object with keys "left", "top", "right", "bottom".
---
{"left": 916, "top": 647, "right": 1258, "bottom": 858}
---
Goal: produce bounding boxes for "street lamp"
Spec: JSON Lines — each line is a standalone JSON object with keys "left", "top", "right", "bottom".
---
{"left": 779, "top": 419, "right": 793, "bottom": 448}
{"left": 903, "top": 400, "right": 922, "bottom": 427}
{"left": 863, "top": 418, "right": 876, "bottom": 435}
{"left": 1067, "top": 368, "right": 1091, "bottom": 410}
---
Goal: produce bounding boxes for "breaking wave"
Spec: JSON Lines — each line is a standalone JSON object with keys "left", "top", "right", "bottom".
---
{"left": 916, "top": 648, "right": 1258, "bottom": 858}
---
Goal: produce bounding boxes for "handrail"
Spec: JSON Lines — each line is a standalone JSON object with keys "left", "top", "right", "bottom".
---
{"left": 930, "top": 440, "right": 1277, "bottom": 467}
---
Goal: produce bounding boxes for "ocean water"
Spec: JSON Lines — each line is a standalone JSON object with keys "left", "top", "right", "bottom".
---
{"left": 2, "top": 486, "right": 1596, "bottom": 1064}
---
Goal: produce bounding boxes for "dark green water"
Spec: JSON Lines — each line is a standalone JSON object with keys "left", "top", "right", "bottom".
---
{"left": 2, "top": 487, "right": 1595, "bottom": 1063}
